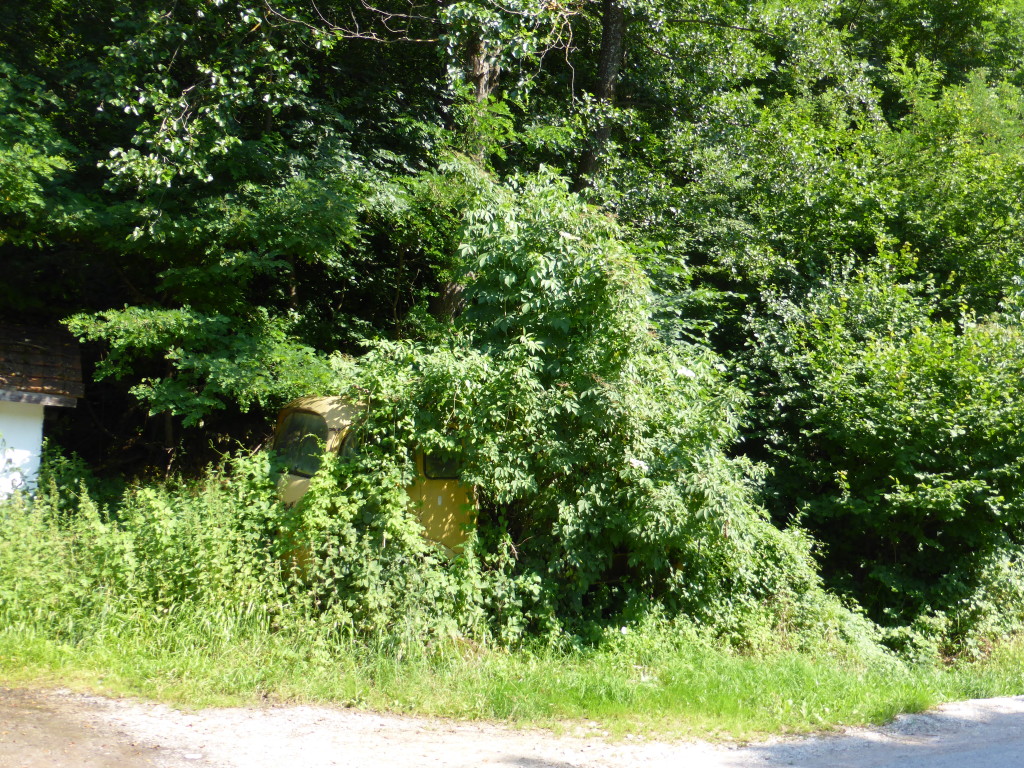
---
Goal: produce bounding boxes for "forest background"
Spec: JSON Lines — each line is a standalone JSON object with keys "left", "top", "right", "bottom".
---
{"left": 5, "top": 0, "right": 1024, "bottom": 726}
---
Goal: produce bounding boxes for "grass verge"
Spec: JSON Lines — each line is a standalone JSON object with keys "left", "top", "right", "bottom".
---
{"left": 4, "top": 461, "right": 1023, "bottom": 742}
{"left": 2, "top": 617, "right": 1023, "bottom": 741}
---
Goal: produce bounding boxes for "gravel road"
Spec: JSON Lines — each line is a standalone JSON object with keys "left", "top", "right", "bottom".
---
{"left": 2, "top": 686, "right": 1024, "bottom": 768}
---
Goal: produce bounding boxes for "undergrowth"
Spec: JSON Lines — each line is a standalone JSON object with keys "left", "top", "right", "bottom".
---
{"left": 2, "top": 452, "right": 1023, "bottom": 738}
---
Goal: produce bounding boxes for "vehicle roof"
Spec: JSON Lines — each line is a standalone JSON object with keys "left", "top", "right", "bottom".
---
{"left": 279, "top": 396, "right": 365, "bottom": 431}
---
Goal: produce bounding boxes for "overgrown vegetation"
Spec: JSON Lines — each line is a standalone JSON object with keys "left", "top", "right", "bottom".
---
{"left": 5, "top": 0, "right": 1024, "bottom": 723}
{"left": 748, "top": 264, "right": 1024, "bottom": 654}
{"left": 4, "top": 456, "right": 1024, "bottom": 737}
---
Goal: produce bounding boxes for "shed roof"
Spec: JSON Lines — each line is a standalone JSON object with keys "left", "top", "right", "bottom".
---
{"left": 0, "top": 324, "right": 84, "bottom": 408}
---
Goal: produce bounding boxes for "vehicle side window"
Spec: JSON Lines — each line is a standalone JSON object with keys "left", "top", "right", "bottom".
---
{"left": 423, "top": 449, "right": 462, "bottom": 480}
{"left": 339, "top": 430, "right": 359, "bottom": 458}
{"left": 275, "top": 411, "right": 329, "bottom": 477}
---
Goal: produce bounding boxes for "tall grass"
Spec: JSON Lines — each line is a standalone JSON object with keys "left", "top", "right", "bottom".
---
{"left": 4, "top": 615, "right": 1023, "bottom": 739}
{"left": 1, "top": 456, "right": 1023, "bottom": 739}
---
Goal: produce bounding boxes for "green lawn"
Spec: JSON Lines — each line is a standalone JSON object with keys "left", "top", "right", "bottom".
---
{"left": 3, "top": 620, "right": 1022, "bottom": 741}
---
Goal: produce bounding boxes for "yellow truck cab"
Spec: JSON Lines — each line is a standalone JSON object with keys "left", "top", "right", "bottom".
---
{"left": 273, "top": 396, "right": 475, "bottom": 553}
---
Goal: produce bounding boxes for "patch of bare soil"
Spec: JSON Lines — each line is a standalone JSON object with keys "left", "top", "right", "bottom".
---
{"left": 0, "top": 687, "right": 182, "bottom": 768}
{"left": 2, "top": 686, "right": 1024, "bottom": 768}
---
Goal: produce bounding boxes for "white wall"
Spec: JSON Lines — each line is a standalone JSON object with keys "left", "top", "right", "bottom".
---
{"left": 0, "top": 400, "right": 45, "bottom": 497}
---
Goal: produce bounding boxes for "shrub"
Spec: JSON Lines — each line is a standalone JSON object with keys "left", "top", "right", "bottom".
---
{"left": 0, "top": 169, "right": 878, "bottom": 661}
{"left": 749, "top": 262, "right": 1024, "bottom": 644}
{"left": 306, "top": 169, "right": 873, "bottom": 645}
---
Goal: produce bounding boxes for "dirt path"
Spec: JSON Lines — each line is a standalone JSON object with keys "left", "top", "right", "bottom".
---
{"left": 3, "top": 686, "right": 1024, "bottom": 768}
{"left": 0, "top": 687, "right": 183, "bottom": 768}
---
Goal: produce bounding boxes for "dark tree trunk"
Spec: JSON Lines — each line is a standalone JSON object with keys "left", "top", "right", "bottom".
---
{"left": 428, "top": 281, "right": 467, "bottom": 321}
{"left": 430, "top": 30, "right": 497, "bottom": 324}
{"left": 467, "top": 31, "right": 501, "bottom": 104}
{"left": 574, "top": 0, "right": 626, "bottom": 191}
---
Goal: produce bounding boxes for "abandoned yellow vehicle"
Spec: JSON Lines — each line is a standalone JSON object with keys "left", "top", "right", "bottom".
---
{"left": 272, "top": 396, "right": 475, "bottom": 553}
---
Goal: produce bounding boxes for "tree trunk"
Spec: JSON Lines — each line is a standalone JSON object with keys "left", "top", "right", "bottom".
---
{"left": 467, "top": 31, "right": 501, "bottom": 104}
{"left": 574, "top": 0, "right": 626, "bottom": 190}
{"left": 429, "top": 32, "right": 496, "bottom": 324}
{"left": 431, "top": 25, "right": 500, "bottom": 324}
{"left": 429, "top": 281, "right": 467, "bottom": 321}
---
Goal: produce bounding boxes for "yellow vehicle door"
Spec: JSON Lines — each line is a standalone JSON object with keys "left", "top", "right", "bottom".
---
{"left": 410, "top": 449, "right": 474, "bottom": 554}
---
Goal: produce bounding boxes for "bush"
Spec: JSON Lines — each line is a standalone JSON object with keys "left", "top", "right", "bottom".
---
{"left": 0, "top": 453, "right": 287, "bottom": 635}
{"left": 308, "top": 169, "right": 874, "bottom": 646}
{"left": 748, "top": 262, "right": 1024, "bottom": 645}
{"left": 0, "top": 169, "right": 879, "bottom": 663}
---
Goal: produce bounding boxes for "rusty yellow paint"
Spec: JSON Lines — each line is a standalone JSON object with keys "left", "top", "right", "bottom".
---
{"left": 406, "top": 451, "right": 476, "bottom": 554}
{"left": 274, "top": 396, "right": 476, "bottom": 553}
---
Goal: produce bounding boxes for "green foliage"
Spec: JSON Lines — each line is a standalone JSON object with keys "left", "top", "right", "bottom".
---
{"left": 27, "top": 0, "right": 385, "bottom": 426}
{"left": 285, "top": 448, "right": 487, "bottom": 641}
{"left": 1, "top": 445, "right": 478, "bottom": 660}
{"left": 303, "top": 169, "right": 867, "bottom": 646}
{"left": 11, "top": 461, "right": 1024, "bottom": 737}
{"left": 94, "top": 0, "right": 325, "bottom": 190}
{"left": 884, "top": 63, "right": 1024, "bottom": 312}
{"left": 0, "top": 62, "right": 68, "bottom": 244}
{"left": 0, "top": 453, "right": 284, "bottom": 633}
{"left": 66, "top": 307, "right": 334, "bottom": 426}
{"left": 1, "top": 435, "right": 877, "bottom": 670}
{"left": 6, "top": 0, "right": 1024, "bottom": 661}
{"left": 749, "top": 264, "right": 1024, "bottom": 645}
{"left": 839, "top": 0, "right": 1024, "bottom": 86}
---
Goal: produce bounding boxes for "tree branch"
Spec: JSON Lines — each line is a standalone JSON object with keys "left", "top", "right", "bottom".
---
{"left": 263, "top": 0, "right": 439, "bottom": 43}
{"left": 667, "top": 17, "right": 779, "bottom": 40}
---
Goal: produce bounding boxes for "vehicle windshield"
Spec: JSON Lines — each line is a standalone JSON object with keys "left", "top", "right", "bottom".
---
{"left": 274, "top": 411, "right": 329, "bottom": 477}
